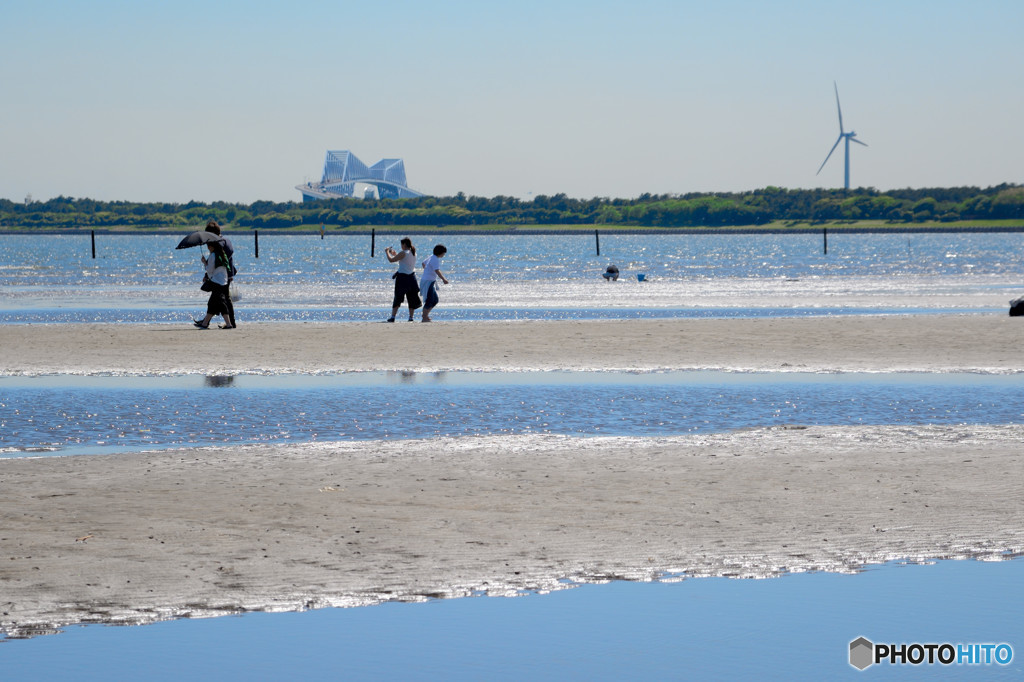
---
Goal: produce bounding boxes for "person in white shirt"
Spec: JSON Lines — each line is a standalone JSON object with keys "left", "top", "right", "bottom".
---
{"left": 385, "top": 237, "right": 421, "bottom": 322}
{"left": 419, "top": 244, "right": 449, "bottom": 322}
{"left": 204, "top": 221, "right": 237, "bottom": 327}
{"left": 193, "top": 240, "right": 234, "bottom": 329}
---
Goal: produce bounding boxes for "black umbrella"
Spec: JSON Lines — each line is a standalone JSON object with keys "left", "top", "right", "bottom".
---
{"left": 175, "top": 231, "right": 224, "bottom": 249}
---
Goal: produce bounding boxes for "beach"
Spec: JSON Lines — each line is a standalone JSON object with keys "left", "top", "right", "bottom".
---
{"left": 2, "top": 315, "right": 1023, "bottom": 637}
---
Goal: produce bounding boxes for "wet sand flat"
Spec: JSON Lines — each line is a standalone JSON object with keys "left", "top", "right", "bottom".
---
{"left": 1, "top": 427, "right": 1022, "bottom": 636}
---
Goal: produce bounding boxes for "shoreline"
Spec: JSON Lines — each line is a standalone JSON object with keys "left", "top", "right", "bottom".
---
{"left": 3, "top": 223, "right": 1024, "bottom": 236}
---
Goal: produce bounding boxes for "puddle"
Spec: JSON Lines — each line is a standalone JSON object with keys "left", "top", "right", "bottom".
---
{"left": 3, "top": 371, "right": 1024, "bottom": 457}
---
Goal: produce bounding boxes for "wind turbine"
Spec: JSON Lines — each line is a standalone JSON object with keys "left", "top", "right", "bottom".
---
{"left": 816, "top": 82, "right": 867, "bottom": 189}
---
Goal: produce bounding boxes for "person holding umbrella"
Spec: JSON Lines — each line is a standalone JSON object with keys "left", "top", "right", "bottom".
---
{"left": 193, "top": 240, "right": 235, "bottom": 329}
{"left": 204, "top": 221, "right": 237, "bottom": 327}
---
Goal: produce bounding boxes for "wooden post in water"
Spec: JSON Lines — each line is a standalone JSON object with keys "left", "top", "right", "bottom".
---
{"left": 254, "top": 230, "right": 259, "bottom": 259}
{"left": 595, "top": 229, "right": 600, "bottom": 256}
{"left": 90, "top": 230, "right": 96, "bottom": 259}
{"left": 371, "top": 229, "right": 376, "bottom": 257}
{"left": 823, "top": 226, "right": 828, "bottom": 255}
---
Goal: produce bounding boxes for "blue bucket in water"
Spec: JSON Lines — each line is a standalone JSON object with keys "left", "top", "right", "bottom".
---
{"left": 637, "top": 273, "right": 646, "bottom": 282}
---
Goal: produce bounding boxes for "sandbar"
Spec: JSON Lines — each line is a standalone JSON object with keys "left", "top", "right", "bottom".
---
{"left": 1, "top": 314, "right": 1022, "bottom": 375}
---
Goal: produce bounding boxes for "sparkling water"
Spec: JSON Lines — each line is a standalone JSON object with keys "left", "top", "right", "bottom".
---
{"left": 1, "top": 232, "right": 1022, "bottom": 322}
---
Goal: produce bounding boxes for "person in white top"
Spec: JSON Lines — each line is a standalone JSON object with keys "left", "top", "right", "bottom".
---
{"left": 419, "top": 244, "right": 450, "bottom": 322}
{"left": 204, "top": 220, "right": 237, "bottom": 327}
{"left": 385, "top": 237, "right": 421, "bottom": 322}
{"left": 193, "top": 240, "right": 234, "bottom": 329}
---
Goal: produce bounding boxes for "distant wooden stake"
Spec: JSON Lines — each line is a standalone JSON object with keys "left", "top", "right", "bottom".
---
{"left": 595, "top": 229, "right": 600, "bottom": 256}
{"left": 823, "top": 227, "right": 828, "bottom": 255}
{"left": 371, "top": 229, "right": 376, "bottom": 257}
{"left": 255, "top": 230, "right": 259, "bottom": 259}
{"left": 90, "top": 230, "right": 96, "bottom": 259}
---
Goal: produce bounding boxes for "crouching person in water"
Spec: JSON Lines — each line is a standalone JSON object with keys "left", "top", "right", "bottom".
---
{"left": 419, "top": 244, "right": 450, "bottom": 322}
{"left": 193, "top": 241, "right": 235, "bottom": 329}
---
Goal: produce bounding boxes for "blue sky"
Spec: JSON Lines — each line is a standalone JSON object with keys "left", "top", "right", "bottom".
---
{"left": 2, "top": 0, "right": 1021, "bottom": 203}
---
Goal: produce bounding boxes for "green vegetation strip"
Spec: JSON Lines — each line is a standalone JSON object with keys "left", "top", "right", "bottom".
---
{"left": 2, "top": 185, "right": 1022, "bottom": 231}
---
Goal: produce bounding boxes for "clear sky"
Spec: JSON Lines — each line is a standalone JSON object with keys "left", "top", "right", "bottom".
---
{"left": 2, "top": 0, "right": 1022, "bottom": 203}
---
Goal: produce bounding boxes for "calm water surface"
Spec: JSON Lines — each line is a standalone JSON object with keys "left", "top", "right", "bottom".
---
{"left": 2, "top": 559, "right": 1021, "bottom": 680}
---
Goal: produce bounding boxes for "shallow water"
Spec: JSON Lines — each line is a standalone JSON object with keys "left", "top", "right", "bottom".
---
{"left": 3, "top": 371, "right": 1023, "bottom": 457}
{"left": 2, "top": 232, "right": 1023, "bottom": 321}
{"left": 2, "top": 558, "right": 1020, "bottom": 679}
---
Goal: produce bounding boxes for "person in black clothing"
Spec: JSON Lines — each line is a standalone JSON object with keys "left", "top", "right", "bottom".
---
{"left": 385, "top": 237, "right": 421, "bottom": 322}
{"left": 193, "top": 240, "right": 234, "bottom": 329}
{"left": 205, "top": 220, "right": 237, "bottom": 328}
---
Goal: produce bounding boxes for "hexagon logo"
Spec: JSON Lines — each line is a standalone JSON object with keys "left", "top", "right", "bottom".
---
{"left": 850, "top": 636, "right": 874, "bottom": 670}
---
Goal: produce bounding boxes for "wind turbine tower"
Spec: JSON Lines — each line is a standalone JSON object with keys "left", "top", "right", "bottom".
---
{"left": 816, "top": 82, "right": 867, "bottom": 190}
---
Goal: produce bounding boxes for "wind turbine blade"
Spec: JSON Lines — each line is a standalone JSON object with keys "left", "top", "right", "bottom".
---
{"left": 817, "top": 136, "right": 842, "bottom": 175}
{"left": 834, "top": 82, "right": 844, "bottom": 132}
{"left": 851, "top": 137, "right": 868, "bottom": 147}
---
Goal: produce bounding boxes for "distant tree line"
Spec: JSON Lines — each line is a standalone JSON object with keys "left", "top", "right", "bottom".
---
{"left": 2, "top": 185, "right": 1023, "bottom": 229}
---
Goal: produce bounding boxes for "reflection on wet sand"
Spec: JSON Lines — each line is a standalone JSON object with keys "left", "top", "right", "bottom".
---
{"left": 387, "top": 370, "right": 448, "bottom": 384}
